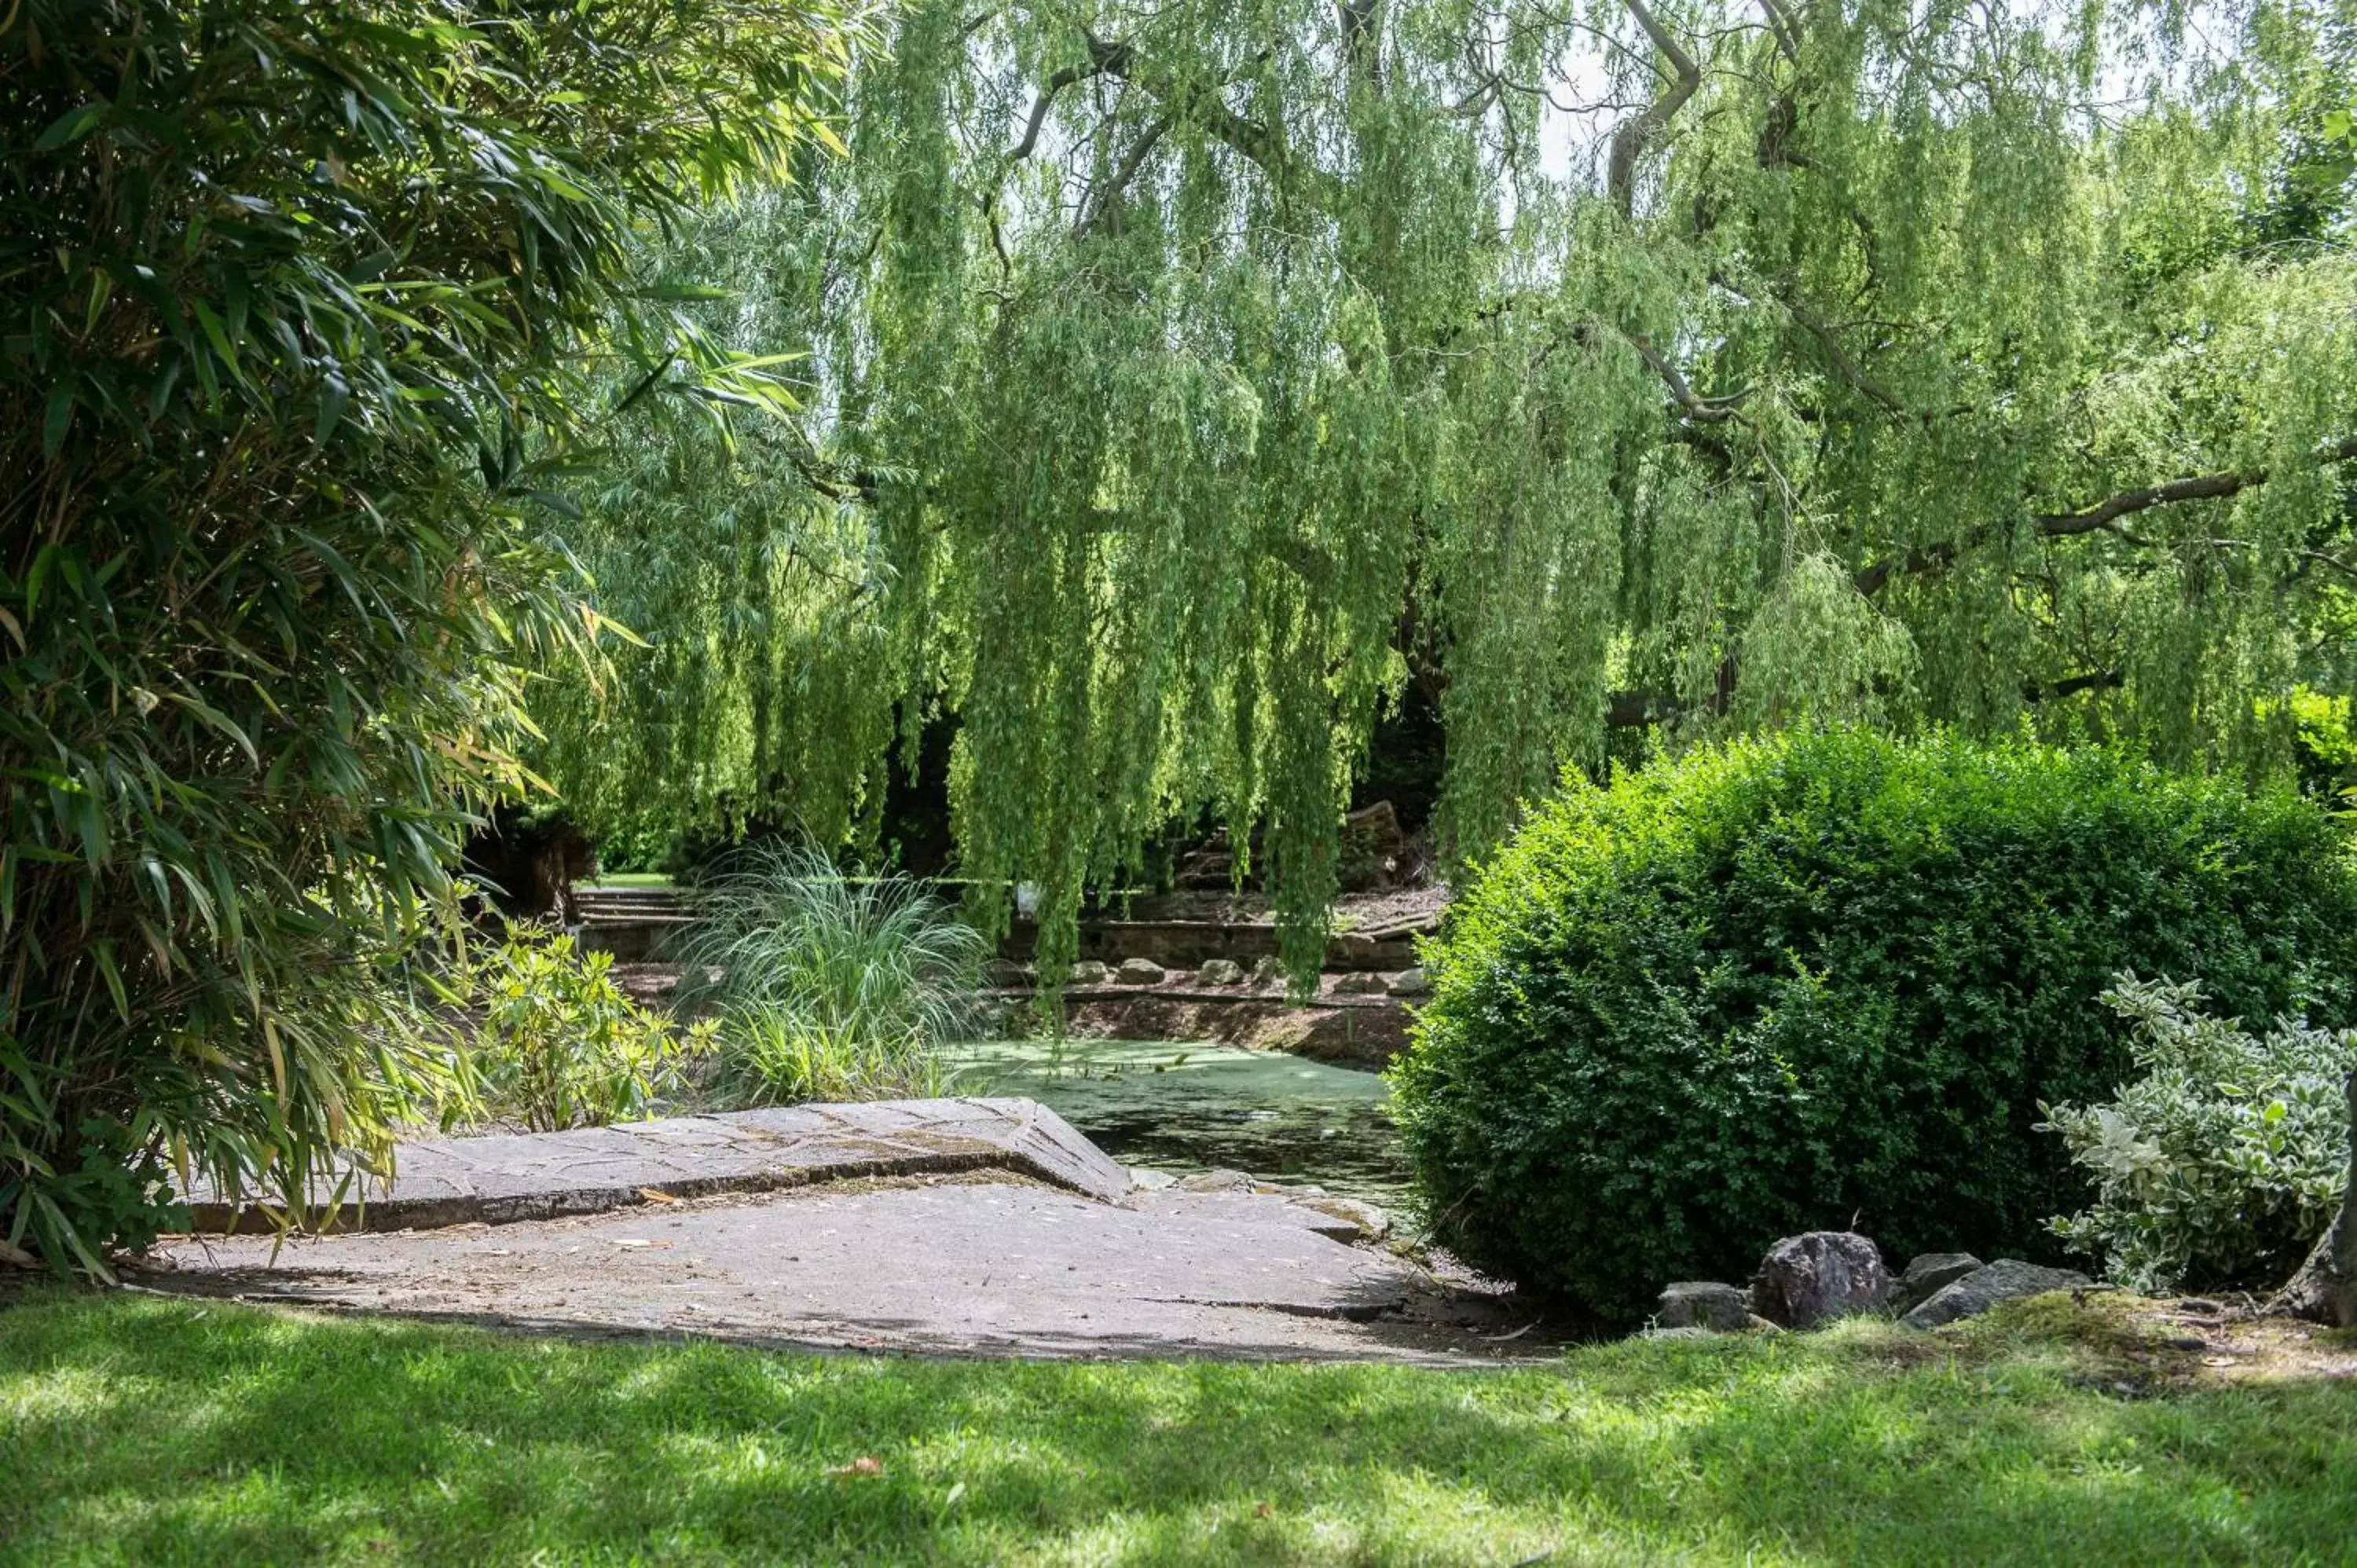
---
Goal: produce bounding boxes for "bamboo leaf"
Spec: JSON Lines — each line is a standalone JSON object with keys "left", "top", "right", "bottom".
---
{"left": 32, "top": 101, "right": 106, "bottom": 152}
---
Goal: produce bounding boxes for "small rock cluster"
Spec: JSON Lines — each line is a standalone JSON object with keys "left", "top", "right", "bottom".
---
{"left": 1654, "top": 1230, "right": 2091, "bottom": 1337}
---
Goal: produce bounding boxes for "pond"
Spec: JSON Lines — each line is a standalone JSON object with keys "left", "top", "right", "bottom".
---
{"left": 944, "top": 1039, "right": 1413, "bottom": 1208}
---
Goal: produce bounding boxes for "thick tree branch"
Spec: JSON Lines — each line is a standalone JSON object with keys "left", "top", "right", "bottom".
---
{"left": 1617, "top": 328, "right": 1750, "bottom": 422}
{"left": 1076, "top": 114, "right": 1169, "bottom": 237}
{"left": 1010, "top": 46, "right": 1133, "bottom": 160}
{"left": 1605, "top": 689, "right": 1671, "bottom": 728}
{"left": 1852, "top": 543, "right": 1957, "bottom": 596}
{"left": 1617, "top": 434, "right": 2355, "bottom": 729}
{"left": 2023, "top": 669, "right": 2123, "bottom": 702}
{"left": 1082, "top": 34, "right": 1332, "bottom": 205}
{"left": 1607, "top": 0, "right": 1702, "bottom": 218}
{"left": 1340, "top": 0, "right": 1382, "bottom": 90}
{"left": 2030, "top": 445, "right": 2336, "bottom": 537}
{"left": 1857, "top": 434, "right": 2357, "bottom": 595}
{"left": 1759, "top": 0, "right": 1803, "bottom": 63}
{"left": 2029, "top": 437, "right": 2357, "bottom": 540}
{"left": 1604, "top": 662, "right": 2126, "bottom": 731}
{"left": 1777, "top": 289, "right": 1904, "bottom": 415}
{"left": 789, "top": 452, "right": 881, "bottom": 504}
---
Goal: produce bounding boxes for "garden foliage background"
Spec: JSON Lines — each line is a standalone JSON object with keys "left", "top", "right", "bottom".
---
{"left": 4, "top": 0, "right": 2355, "bottom": 1272}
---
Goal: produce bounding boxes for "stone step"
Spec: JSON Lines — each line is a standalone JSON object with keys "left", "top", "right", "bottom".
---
{"left": 575, "top": 888, "right": 685, "bottom": 915}
{"left": 574, "top": 915, "right": 693, "bottom": 962}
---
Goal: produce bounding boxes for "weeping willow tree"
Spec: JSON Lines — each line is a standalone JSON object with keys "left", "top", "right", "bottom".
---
{"left": 546, "top": 0, "right": 2357, "bottom": 976}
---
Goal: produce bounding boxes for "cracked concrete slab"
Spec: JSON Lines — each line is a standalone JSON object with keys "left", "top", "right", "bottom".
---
{"left": 151, "top": 1097, "right": 1560, "bottom": 1364}
{"left": 142, "top": 1176, "right": 1553, "bottom": 1365}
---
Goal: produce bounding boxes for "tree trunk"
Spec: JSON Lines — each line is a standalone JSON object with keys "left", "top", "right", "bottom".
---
{"left": 2274, "top": 1067, "right": 2357, "bottom": 1327}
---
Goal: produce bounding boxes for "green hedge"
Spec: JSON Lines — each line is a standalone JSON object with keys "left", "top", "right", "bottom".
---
{"left": 1389, "top": 729, "right": 2357, "bottom": 1324}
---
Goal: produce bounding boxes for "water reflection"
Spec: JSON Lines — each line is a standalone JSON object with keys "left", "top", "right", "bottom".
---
{"left": 945, "top": 1038, "right": 1412, "bottom": 1207}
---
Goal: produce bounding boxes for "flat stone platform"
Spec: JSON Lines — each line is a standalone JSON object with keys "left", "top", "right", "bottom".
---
{"left": 148, "top": 1097, "right": 1556, "bottom": 1364}
{"left": 144, "top": 1176, "right": 1546, "bottom": 1364}
{"left": 179, "top": 1098, "right": 1131, "bottom": 1233}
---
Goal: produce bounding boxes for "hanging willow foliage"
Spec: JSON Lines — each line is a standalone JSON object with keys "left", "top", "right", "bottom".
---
{"left": 544, "top": 0, "right": 2357, "bottom": 978}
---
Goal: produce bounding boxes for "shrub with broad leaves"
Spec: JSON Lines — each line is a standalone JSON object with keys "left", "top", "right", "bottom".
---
{"left": 470, "top": 927, "right": 717, "bottom": 1133}
{"left": 0, "top": 0, "right": 863, "bottom": 1271}
{"left": 2040, "top": 975, "right": 2353, "bottom": 1293}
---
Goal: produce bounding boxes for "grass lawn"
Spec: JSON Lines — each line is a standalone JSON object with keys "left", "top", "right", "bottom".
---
{"left": 3, "top": 1288, "right": 2353, "bottom": 1566}
{"left": 585, "top": 872, "right": 675, "bottom": 888}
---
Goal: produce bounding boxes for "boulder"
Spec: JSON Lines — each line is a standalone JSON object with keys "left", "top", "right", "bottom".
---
{"left": 1750, "top": 1231, "right": 1892, "bottom": 1328}
{"left": 1068, "top": 960, "right": 1109, "bottom": 986}
{"left": 1115, "top": 957, "right": 1167, "bottom": 986}
{"left": 1332, "top": 971, "right": 1387, "bottom": 995}
{"left": 1384, "top": 967, "right": 1431, "bottom": 998}
{"left": 1894, "top": 1251, "right": 1984, "bottom": 1312}
{"left": 1656, "top": 1281, "right": 1752, "bottom": 1333}
{"left": 1251, "top": 956, "right": 1288, "bottom": 988}
{"left": 1901, "top": 1259, "right": 2091, "bottom": 1330}
{"left": 1198, "top": 958, "right": 1247, "bottom": 986}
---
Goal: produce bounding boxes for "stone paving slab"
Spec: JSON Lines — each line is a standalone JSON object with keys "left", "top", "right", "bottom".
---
{"left": 179, "top": 1098, "right": 1131, "bottom": 1233}
{"left": 145, "top": 1178, "right": 1550, "bottom": 1365}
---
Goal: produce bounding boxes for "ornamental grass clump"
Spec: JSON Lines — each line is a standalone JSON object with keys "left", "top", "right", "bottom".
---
{"left": 1389, "top": 728, "right": 2357, "bottom": 1326}
{"left": 671, "top": 844, "right": 989, "bottom": 1105}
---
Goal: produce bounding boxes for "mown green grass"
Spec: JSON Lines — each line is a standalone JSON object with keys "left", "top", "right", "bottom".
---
{"left": 2, "top": 1288, "right": 2352, "bottom": 1566}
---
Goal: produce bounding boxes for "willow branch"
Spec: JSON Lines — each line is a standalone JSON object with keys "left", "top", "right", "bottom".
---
{"left": 1010, "top": 46, "right": 1133, "bottom": 160}
{"left": 2023, "top": 669, "right": 2123, "bottom": 702}
{"left": 1622, "top": 330, "right": 1749, "bottom": 422}
{"left": 2033, "top": 455, "right": 2319, "bottom": 537}
{"left": 1075, "top": 114, "right": 1170, "bottom": 237}
{"left": 788, "top": 452, "right": 880, "bottom": 504}
{"left": 1856, "top": 433, "right": 2357, "bottom": 595}
{"left": 1083, "top": 34, "right": 1332, "bottom": 205}
{"left": 1779, "top": 290, "right": 1904, "bottom": 415}
{"left": 1607, "top": 0, "right": 1702, "bottom": 218}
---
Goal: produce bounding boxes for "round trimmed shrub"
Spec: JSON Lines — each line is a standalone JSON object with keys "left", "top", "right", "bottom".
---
{"left": 1389, "top": 728, "right": 2357, "bottom": 1324}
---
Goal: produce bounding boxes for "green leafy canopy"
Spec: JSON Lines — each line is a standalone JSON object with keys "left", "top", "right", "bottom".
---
{"left": 546, "top": 0, "right": 2357, "bottom": 978}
